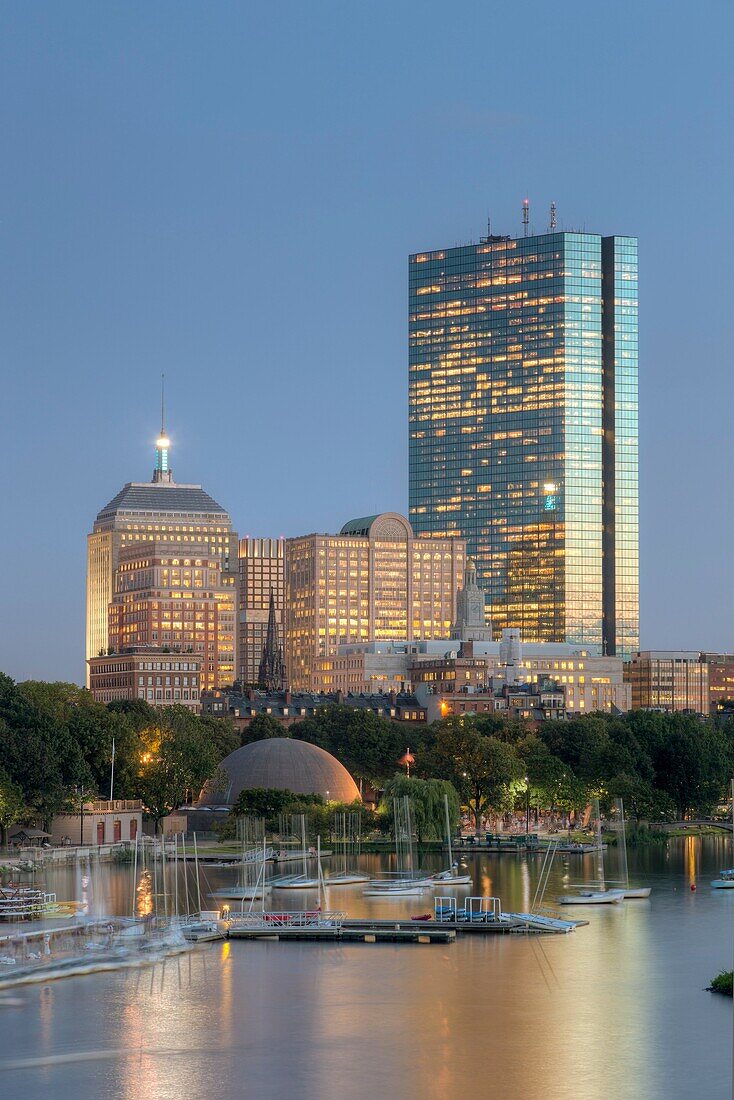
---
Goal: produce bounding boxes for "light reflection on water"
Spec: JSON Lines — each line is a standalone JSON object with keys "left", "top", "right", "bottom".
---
{"left": 0, "top": 836, "right": 731, "bottom": 1100}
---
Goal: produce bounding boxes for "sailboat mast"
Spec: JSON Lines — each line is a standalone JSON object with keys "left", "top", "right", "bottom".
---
{"left": 445, "top": 794, "right": 453, "bottom": 868}
{"left": 193, "top": 832, "right": 202, "bottom": 916}
{"left": 619, "top": 798, "right": 630, "bottom": 890}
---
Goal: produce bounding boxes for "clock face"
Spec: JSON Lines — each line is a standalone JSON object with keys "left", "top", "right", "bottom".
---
{"left": 468, "top": 595, "right": 483, "bottom": 619}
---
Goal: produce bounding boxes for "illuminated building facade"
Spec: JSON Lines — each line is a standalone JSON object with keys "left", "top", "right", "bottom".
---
{"left": 88, "top": 648, "right": 203, "bottom": 710}
{"left": 316, "top": 637, "right": 629, "bottom": 713}
{"left": 238, "top": 538, "right": 285, "bottom": 686}
{"left": 624, "top": 651, "right": 709, "bottom": 714}
{"left": 409, "top": 225, "right": 639, "bottom": 656}
{"left": 701, "top": 653, "right": 734, "bottom": 713}
{"left": 285, "top": 512, "right": 465, "bottom": 691}
{"left": 86, "top": 427, "right": 238, "bottom": 687}
{"left": 106, "top": 540, "right": 236, "bottom": 691}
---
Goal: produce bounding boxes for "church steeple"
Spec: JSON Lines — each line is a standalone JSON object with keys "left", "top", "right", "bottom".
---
{"left": 153, "top": 374, "right": 173, "bottom": 483}
{"left": 258, "top": 588, "right": 287, "bottom": 692}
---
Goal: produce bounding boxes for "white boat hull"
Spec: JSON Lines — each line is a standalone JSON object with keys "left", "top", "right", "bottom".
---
{"left": 362, "top": 887, "right": 425, "bottom": 897}
{"left": 431, "top": 873, "right": 473, "bottom": 886}
{"left": 558, "top": 889, "right": 625, "bottom": 905}
{"left": 325, "top": 873, "right": 371, "bottom": 885}
{"left": 711, "top": 879, "right": 734, "bottom": 889}
{"left": 272, "top": 879, "right": 320, "bottom": 890}
{"left": 623, "top": 887, "right": 652, "bottom": 899}
{"left": 211, "top": 886, "right": 272, "bottom": 900}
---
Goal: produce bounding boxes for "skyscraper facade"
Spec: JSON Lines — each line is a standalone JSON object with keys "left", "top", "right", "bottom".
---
{"left": 86, "top": 429, "right": 238, "bottom": 687}
{"left": 408, "top": 226, "right": 639, "bottom": 656}
{"left": 285, "top": 512, "right": 465, "bottom": 690}
{"left": 237, "top": 537, "right": 285, "bottom": 686}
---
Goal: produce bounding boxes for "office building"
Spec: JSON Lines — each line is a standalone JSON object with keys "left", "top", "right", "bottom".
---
{"left": 106, "top": 539, "right": 236, "bottom": 691}
{"left": 701, "top": 653, "right": 734, "bottom": 713}
{"left": 624, "top": 651, "right": 709, "bottom": 714}
{"left": 409, "top": 219, "right": 639, "bottom": 656}
{"left": 86, "top": 424, "right": 237, "bottom": 687}
{"left": 88, "top": 648, "right": 203, "bottom": 710}
{"left": 237, "top": 538, "right": 285, "bottom": 686}
{"left": 285, "top": 512, "right": 465, "bottom": 690}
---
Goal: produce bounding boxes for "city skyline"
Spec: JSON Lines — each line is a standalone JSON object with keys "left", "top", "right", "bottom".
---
{"left": 1, "top": 2, "right": 732, "bottom": 683}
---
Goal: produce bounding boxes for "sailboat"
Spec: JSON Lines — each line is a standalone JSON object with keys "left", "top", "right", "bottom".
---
{"left": 606, "top": 798, "right": 651, "bottom": 899}
{"left": 326, "top": 812, "right": 370, "bottom": 885}
{"left": 272, "top": 815, "right": 321, "bottom": 889}
{"left": 210, "top": 819, "right": 273, "bottom": 902}
{"left": 363, "top": 797, "right": 427, "bottom": 896}
{"left": 711, "top": 779, "right": 734, "bottom": 889}
{"left": 429, "top": 795, "right": 473, "bottom": 886}
{"left": 558, "top": 799, "right": 625, "bottom": 905}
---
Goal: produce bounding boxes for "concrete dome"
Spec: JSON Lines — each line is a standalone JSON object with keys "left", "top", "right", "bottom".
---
{"left": 199, "top": 738, "right": 360, "bottom": 806}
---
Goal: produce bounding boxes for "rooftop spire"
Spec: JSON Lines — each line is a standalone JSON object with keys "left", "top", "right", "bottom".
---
{"left": 258, "top": 588, "right": 287, "bottom": 692}
{"left": 153, "top": 373, "right": 173, "bottom": 483}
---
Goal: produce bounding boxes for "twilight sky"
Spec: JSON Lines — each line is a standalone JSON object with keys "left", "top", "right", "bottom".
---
{"left": 0, "top": 1, "right": 732, "bottom": 683}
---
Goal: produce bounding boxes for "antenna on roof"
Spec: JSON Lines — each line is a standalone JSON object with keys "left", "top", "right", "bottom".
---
{"left": 153, "top": 373, "right": 172, "bottom": 484}
{"left": 522, "top": 198, "right": 529, "bottom": 237}
{"left": 550, "top": 201, "right": 557, "bottom": 231}
{"left": 487, "top": 214, "right": 491, "bottom": 237}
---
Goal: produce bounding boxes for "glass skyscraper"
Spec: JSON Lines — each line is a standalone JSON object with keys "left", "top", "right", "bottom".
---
{"left": 408, "top": 227, "right": 639, "bottom": 656}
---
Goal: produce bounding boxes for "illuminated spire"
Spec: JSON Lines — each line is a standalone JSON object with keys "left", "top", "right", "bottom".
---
{"left": 153, "top": 373, "right": 173, "bottom": 483}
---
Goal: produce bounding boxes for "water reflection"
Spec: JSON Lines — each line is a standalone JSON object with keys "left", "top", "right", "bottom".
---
{"left": 0, "top": 839, "right": 730, "bottom": 1099}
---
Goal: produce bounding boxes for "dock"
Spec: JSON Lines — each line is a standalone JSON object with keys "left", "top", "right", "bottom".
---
{"left": 225, "top": 899, "right": 587, "bottom": 943}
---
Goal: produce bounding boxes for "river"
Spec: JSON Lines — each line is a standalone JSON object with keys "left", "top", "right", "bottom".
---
{"left": 0, "top": 834, "right": 731, "bottom": 1099}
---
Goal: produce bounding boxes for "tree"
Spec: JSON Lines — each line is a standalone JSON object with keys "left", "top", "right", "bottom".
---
{"left": 137, "top": 711, "right": 225, "bottom": 830}
{"left": 292, "top": 707, "right": 407, "bottom": 784}
{"left": 0, "top": 767, "right": 27, "bottom": 845}
{"left": 231, "top": 788, "right": 296, "bottom": 818}
{"left": 382, "top": 776, "right": 459, "bottom": 843}
{"left": 242, "top": 715, "right": 288, "bottom": 745}
{"left": 0, "top": 674, "right": 90, "bottom": 824}
{"left": 651, "top": 716, "right": 731, "bottom": 818}
{"left": 424, "top": 718, "right": 521, "bottom": 836}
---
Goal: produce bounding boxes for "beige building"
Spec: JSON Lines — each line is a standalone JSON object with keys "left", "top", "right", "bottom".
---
{"left": 88, "top": 647, "right": 203, "bottom": 709}
{"left": 238, "top": 537, "right": 285, "bottom": 685}
{"left": 50, "top": 800, "right": 143, "bottom": 846}
{"left": 315, "top": 635, "right": 630, "bottom": 714}
{"left": 625, "top": 651, "right": 709, "bottom": 714}
{"left": 286, "top": 512, "right": 465, "bottom": 691}
{"left": 86, "top": 428, "right": 237, "bottom": 686}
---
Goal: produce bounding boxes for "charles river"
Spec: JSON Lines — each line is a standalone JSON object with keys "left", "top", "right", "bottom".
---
{"left": 1, "top": 836, "right": 732, "bottom": 1100}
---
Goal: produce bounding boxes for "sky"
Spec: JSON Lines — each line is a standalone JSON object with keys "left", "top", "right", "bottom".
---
{"left": 0, "top": 0, "right": 732, "bottom": 683}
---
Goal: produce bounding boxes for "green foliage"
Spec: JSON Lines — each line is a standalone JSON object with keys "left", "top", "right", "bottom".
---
{"left": 422, "top": 718, "right": 522, "bottom": 833}
{"left": 0, "top": 767, "right": 27, "bottom": 844}
{"left": 242, "top": 715, "right": 289, "bottom": 745}
{"left": 709, "top": 971, "right": 733, "bottom": 996}
{"left": 231, "top": 787, "right": 299, "bottom": 818}
{"left": 290, "top": 706, "right": 409, "bottom": 783}
{"left": 136, "top": 706, "right": 227, "bottom": 827}
{"left": 382, "top": 776, "right": 460, "bottom": 842}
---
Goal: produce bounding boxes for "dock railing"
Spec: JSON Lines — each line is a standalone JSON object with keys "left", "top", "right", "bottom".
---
{"left": 227, "top": 910, "right": 346, "bottom": 932}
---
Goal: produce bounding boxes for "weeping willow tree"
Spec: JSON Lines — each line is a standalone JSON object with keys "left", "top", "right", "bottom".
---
{"left": 382, "top": 777, "right": 460, "bottom": 843}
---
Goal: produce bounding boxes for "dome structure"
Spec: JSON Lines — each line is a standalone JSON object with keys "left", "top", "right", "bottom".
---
{"left": 199, "top": 738, "right": 360, "bottom": 806}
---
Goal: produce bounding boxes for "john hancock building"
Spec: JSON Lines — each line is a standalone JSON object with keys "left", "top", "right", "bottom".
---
{"left": 408, "top": 218, "right": 639, "bottom": 656}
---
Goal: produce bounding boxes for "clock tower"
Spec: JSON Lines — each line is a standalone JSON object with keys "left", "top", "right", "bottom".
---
{"left": 451, "top": 559, "right": 493, "bottom": 642}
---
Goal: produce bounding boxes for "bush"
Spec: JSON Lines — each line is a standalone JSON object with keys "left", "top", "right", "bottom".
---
{"left": 709, "top": 971, "right": 733, "bottom": 996}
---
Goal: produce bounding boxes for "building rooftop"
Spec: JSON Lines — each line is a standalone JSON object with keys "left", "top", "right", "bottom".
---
{"left": 95, "top": 481, "right": 229, "bottom": 524}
